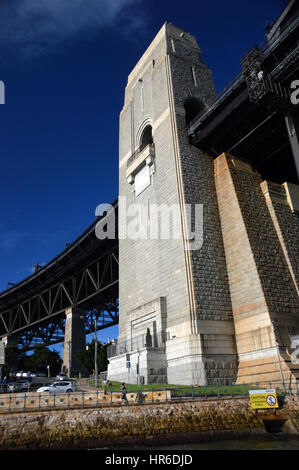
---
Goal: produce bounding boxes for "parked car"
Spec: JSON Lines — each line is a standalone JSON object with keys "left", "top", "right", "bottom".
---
{"left": 22, "top": 371, "right": 35, "bottom": 377}
{"left": 36, "top": 372, "right": 47, "bottom": 377}
{"left": 7, "top": 382, "right": 23, "bottom": 393}
{"left": 37, "top": 381, "right": 74, "bottom": 394}
{"left": 35, "top": 382, "right": 52, "bottom": 391}
{"left": 56, "top": 373, "right": 68, "bottom": 381}
{"left": 17, "top": 379, "right": 31, "bottom": 391}
{"left": 16, "top": 371, "right": 34, "bottom": 378}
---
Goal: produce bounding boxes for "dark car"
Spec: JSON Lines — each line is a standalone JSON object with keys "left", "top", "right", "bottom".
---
{"left": 17, "top": 379, "right": 31, "bottom": 391}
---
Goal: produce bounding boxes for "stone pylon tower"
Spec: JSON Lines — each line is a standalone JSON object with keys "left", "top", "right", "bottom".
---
{"left": 107, "top": 22, "right": 238, "bottom": 385}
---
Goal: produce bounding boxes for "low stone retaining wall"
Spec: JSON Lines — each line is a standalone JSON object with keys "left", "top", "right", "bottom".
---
{"left": 0, "top": 390, "right": 171, "bottom": 413}
{"left": 0, "top": 396, "right": 298, "bottom": 450}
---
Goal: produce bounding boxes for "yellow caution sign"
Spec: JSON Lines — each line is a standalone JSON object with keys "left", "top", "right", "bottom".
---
{"left": 249, "top": 389, "right": 279, "bottom": 409}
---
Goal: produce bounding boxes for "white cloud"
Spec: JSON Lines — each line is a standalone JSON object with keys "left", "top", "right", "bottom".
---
{"left": 0, "top": 0, "right": 146, "bottom": 57}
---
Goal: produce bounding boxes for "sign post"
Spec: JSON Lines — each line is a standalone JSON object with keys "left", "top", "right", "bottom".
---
{"left": 249, "top": 389, "right": 279, "bottom": 409}
{"left": 0, "top": 342, "right": 5, "bottom": 366}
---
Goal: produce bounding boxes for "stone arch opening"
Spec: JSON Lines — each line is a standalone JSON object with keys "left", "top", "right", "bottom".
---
{"left": 140, "top": 124, "right": 153, "bottom": 151}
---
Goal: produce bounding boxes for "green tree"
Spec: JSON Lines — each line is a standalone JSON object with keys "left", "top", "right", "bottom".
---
{"left": 76, "top": 340, "right": 108, "bottom": 376}
{"left": 2, "top": 343, "right": 21, "bottom": 376}
{"left": 25, "top": 345, "right": 62, "bottom": 375}
{"left": 145, "top": 328, "right": 152, "bottom": 347}
{"left": 1, "top": 343, "right": 62, "bottom": 377}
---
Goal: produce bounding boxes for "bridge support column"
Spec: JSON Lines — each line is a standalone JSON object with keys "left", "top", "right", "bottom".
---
{"left": 62, "top": 308, "right": 86, "bottom": 377}
{"left": 214, "top": 152, "right": 299, "bottom": 385}
{"left": 1, "top": 336, "right": 18, "bottom": 347}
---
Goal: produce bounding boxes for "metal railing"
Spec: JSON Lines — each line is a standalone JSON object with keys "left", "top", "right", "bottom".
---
{"left": 126, "top": 143, "right": 155, "bottom": 168}
{"left": 187, "top": 14, "right": 299, "bottom": 136}
{"left": 0, "top": 380, "right": 297, "bottom": 414}
{"left": 92, "top": 380, "right": 298, "bottom": 397}
{"left": 107, "top": 330, "right": 168, "bottom": 358}
{"left": 188, "top": 71, "right": 244, "bottom": 135}
{"left": 167, "top": 380, "right": 299, "bottom": 401}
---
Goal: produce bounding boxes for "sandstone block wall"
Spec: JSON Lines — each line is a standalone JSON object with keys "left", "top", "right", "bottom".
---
{"left": 110, "top": 23, "right": 299, "bottom": 388}
{"left": 111, "top": 22, "right": 238, "bottom": 386}
{"left": 214, "top": 153, "right": 299, "bottom": 385}
{"left": 0, "top": 396, "right": 298, "bottom": 450}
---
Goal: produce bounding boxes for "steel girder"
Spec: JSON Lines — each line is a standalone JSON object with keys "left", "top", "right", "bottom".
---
{"left": 0, "top": 247, "right": 119, "bottom": 350}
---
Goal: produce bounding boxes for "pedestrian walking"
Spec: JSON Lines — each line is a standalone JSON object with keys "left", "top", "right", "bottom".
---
{"left": 103, "top": 379, "right": 112, "bottom": 394}
{"left": 121, "top": 382, "right": 128, "bottom": 405}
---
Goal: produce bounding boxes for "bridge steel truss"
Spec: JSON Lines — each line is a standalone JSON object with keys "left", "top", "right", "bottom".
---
{"left": 188, "top": 11, "right": 299, "bottom": 186}
{"left": 0, "top": 204, "right": 119, "bottom": 351}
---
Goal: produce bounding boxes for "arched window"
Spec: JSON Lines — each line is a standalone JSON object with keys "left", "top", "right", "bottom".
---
{"left": 140, "top": 125, "right": 153, "bottom": 151}
{"left": 184, "top": 97, "right": 204, "bottom": 125}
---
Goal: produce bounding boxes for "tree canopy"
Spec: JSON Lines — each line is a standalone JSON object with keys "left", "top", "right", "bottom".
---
{"left": 76, "top": 340, "right": 108, "bottom": 375}
{"left": 2, "top": 343, "right": 62, "bottom": 377}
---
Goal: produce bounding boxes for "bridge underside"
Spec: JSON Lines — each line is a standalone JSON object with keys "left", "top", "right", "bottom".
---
{"left": 0, "top": 250, "right": 118, "bottom": 351}
{"left": 191, "top": 96, "right": 298, "bottom": 187}
{"left": 189, "top": 5, "right": 299, "bottom": 185}
{"left": 0, "top": 208, "right": 119, "bottom": 362}
{"left": 15, "top": 297, "right": 119, "bottom": 352}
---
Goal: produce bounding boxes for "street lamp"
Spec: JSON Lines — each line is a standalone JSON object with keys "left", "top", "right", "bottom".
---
{"left": 68, "top": 340, "right": 72, "bottom": 378}
{"left": 94, "top": 319, "right": 98, "bottom": 389}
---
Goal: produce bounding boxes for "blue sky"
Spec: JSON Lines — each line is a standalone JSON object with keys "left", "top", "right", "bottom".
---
{"left": 0, "top": 0, "right": 286, "bottom": 349}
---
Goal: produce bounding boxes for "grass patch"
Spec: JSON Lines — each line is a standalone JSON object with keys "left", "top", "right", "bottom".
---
{"left": 87, "top": 380, "right": 254, "bottom": 397}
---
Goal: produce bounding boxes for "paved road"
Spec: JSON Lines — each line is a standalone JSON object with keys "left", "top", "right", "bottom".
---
{"left": 0, "top": 377, "right": 97, "bottom": 394}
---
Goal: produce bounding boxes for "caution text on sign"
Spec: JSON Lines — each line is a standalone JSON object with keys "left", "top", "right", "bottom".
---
{"left": 249, "top": 389, "right": 279, "bottom": 409}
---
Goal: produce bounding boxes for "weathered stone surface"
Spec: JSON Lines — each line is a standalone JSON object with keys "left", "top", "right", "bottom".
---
{"left": 214, "top": 153, "right": 299, "bottom": 385}
{"left": 109, "top": 22, "right": 299, "bottom": 387}
{"left": 110, "top": 22, "right": 238, "bottom": 386}
{"left": 62, "top": 308, "right": 86, "bottom": 376}
{"left": 0, "top": 396, "right": 298, "bottom": 450}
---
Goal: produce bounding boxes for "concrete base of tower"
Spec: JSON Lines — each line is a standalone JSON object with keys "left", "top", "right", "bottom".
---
{"left": 166, "top": 335, "right": 238, "bottom": 385}
{"left": 108, "top": 334, "right": 238, "bottom": 386}
{"left": 107, "top": 347, "right": 167, "bottom": 385}
{"left": 236, "top": 347, "right": 299, "bottom": 387}
{"left": 166, "top": 356, "right": 239, "bottom": 386}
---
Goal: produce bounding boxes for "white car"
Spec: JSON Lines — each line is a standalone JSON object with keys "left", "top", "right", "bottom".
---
{"left": 22, "top": 371, "right": 36, "bottom": 377}
{"left": 16, "top": 371, "right": 35, "bottom": 378}
{"left": 37, "top": 381, "right": 74, "bottom": 394}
